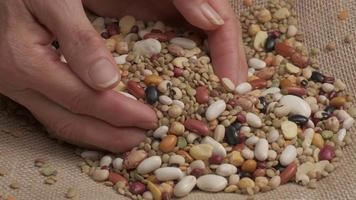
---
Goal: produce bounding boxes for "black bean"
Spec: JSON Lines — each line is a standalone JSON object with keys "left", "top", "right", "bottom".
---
{"left": 265, "top": 36, "right": 276, "bottom": 52}
{"left": 301, "top": 79, "right": 309, "bottom": 87}
{"left": 101, "top": 32, "right": 110, "bottom": 39}
{"left": 231, "top": 122, "right": 242, "bottom": 131}
{"left": 258, "top": 97, "right": 268, "bottom": 113}
{"left": 288, "top": 114, "right": 309, "bottom": 125}
{"left": 324, "top": 106, "right": 335, "bottom": 114}
{"left": 225, "top": 125, "right": 239, "bottom": 146}
{"left": 274, "top": 163, "right": 285, "bottom": 172}
{"left": 239, "top": 171, "right": 252, "bottom": 179}
{"left": 130, "top": 25, "right": 139, "bottom": 33}
{"left": 310, "top": 71, "right": 325, "bottom": 83}
{"left": 145, "top": 86, "right": 158, "bottom": 104}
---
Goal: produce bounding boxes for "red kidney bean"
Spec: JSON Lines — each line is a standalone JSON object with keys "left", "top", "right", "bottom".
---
{"left": 108, "top": 172, "right": 127, "bottom": 185}
{"left": 280, "top": 163, "right": 297, "bottom": 184}
{"left": 319, "top": 145, "right": 336, "bottom": 161}
{"left": 127, "top": 80, "right": 145, "bottom": 99}
{"left": 236, "top": 113, "right": 247, "bottom": 123}
{"left": 173, "top": 68, "right": 184, "bottom": 77}
{"left": 106, "top": 23, "right": 119, "bottom": 36}
{"left": 257, "top": 161, "right": 267, "bottom": 169}
{"left": 249, "top": 79, "right": 268, "bottom": 89}
{"left": 232, "top": 143, "right": 245, "bottom": 152}
{"left": 284, "top": 86, "right": 306, "bottom": 96}
{"left": 275, "top": 43, "right": 296, "bottom": 57}
{"left": 291, "top": 53, "right": 309, "bottom": 68}
{"left": 190, "top": 168, "right": 205, "bottom": 178}
{"left": 129, "top": 182, "right": 146, "bottom": 195}
{"left": 195, "top": 86, "right": 209, "bottom": 104}
{"left": 184, "top": 119, "right": 210, "bottom": 136}
{"left": 323, "top": 76, "right": 335, "bottom": 84}
{"left": 253, "top": 168, "right": 266, "bottom": 177}
{"left": 208, "top": 154, "right": 224, "bottom": 165}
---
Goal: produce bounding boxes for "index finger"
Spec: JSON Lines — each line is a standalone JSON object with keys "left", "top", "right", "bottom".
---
{"left": 173, "top": 0, "right": 247, "bottom": 85}
{"left": 206, "top": 0, "right": 248, "bottom": 85}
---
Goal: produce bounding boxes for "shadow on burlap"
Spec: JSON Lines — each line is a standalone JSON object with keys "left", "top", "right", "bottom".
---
{"left": 0, "top": 0, "right": 355, "bottom": 199}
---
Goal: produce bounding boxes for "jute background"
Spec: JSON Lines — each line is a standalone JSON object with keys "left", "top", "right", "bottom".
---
{"left": 1, "top": 0, "right": 355, "bottom": 199}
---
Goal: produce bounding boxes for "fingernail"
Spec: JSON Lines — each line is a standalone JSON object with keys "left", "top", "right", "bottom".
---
{"left": 200, "top": 2, "right": 224, "bottom": 25}
{"left": 89, "top": 59, "right": 119, "bottom": 88}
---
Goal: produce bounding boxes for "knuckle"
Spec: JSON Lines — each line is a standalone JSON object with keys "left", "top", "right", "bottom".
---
{"left": 51, "top": 119, "right": 75, "bottom": 140}
{"left": 75, "top": 29, "right": 104, "bottom": 50}
{"left": 66, "top": 91, "right": 89, "bottom": 114}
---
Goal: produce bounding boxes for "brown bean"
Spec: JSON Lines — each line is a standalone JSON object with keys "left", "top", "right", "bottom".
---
{"left": 159, "top": 135, "right": 178, "bottom": 153}
{"left": 330, "top": 96, "right": 347, "bottom": 107}
{"left": 144, "top": 75, "right": 163, "bottom": 86}
{"left": 280, "top": 79, "right": 294, "bottom": 89}
{"left": 241, "top": 159, "right": 257, "bottom": 173}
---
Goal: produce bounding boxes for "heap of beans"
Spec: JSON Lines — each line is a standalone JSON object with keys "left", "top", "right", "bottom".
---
{"left": 76, "top": 1, "right": 356, "bottom": 199}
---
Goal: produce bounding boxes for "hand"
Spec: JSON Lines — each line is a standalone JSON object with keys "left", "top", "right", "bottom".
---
{"left": 0, "top": 0, "right": 157, "bottom": 153}
{"left": 83, "top": 0, "right": 248, "bottom": 85}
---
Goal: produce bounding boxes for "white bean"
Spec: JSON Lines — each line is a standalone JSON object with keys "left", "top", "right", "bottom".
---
{"left": 137, "top": 156, "right": 162, "bottom": 175}
{"left": 173, "top": 176, "right": 197, "bottom": 197}
{"left": 197, "top": 174, "right": 227, "bottom": 192}
{"left": 255, "top": 139, "right": 269, "bottom": 161}
{"left": 154, "top": 167, "right": 183, "bottom": 181}
{"left": 246, "top": 112, "right": 262, "bottom": 128}
{"left": 206, "top": 100, "right": 226, "bottom": 121}
{"left": 279, "top": 145, "right": 297, "bottom": 166}
{"left": 201, "top": 136, "right": 227, "bottom": 157}
{"left": 216, "top": 164, "right": 237, "bottom": 177}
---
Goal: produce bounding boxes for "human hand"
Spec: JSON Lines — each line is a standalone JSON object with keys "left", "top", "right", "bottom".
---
{"left": 83, "top": 0, "right": 248, "bottom": 85}
{"left": 0, "top": 0, "right": 157, "bottom": 153}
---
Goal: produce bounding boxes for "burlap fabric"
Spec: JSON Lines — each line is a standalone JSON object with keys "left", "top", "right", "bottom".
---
{"left": 1, "top": 0, "right": 356, "bottom": 199}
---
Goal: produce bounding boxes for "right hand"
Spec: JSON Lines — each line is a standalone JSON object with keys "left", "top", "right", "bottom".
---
{"left": 0, "top": 0, "right": 157, "bottom": 153}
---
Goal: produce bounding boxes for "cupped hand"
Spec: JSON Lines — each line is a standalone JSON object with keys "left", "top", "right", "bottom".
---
{"left": 84, "top": 0, "right": 248, "bottom": 84}
{"left": 0, "top": 0, "right": 247, "bottom": 153}
{"left": 0, "top": 0, "right": 157, "bottom": 153}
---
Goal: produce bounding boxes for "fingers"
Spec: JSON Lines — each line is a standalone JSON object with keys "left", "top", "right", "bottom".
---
{"left": 28, "top": 55, "right": 157, "bottom": 129}
{"left": 25, "top": 0, "right": 119, "bottom": 90}
{"left": 207, "top": 4, "right": 248, "bottom": 85}
{"left": 8, "top": 89, "right": 146, "bottom": 153}
{"left": 15, "top": 38, "right": 157, "bottom": 129}
{"left": 173, "top": 0, "right": 224, "bottom": 30}
{"left": 173, "top": 0, "right": 247, "bottom": 85}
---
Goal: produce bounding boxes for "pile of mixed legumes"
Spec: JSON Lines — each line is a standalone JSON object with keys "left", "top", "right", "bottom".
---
{"left": 76, "top": 0, "right": 356, "bottom": 199}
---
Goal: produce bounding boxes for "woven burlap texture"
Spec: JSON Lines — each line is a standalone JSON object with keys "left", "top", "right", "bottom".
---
{"left": 1, "top": 0, "right": 356, "bottom": 199}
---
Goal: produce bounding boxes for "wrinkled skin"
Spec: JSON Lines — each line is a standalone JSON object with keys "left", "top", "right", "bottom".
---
{"left": 0, "top": 0, "right": 247, "bottom": 153}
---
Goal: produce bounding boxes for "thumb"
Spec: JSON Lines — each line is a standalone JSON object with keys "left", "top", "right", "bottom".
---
{"left": 173, "top": 0, "right": 225, "bottom": 30}
{"left": 26, "top": 0, "right": 119, "bottom": 90}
